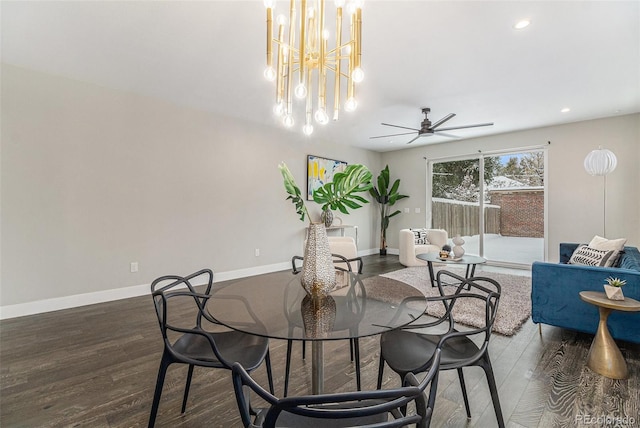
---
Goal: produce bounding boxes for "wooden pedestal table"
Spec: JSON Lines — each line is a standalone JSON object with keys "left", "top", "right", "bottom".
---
{"left": 579, "top": 291, "right": 640, "bottom": 379}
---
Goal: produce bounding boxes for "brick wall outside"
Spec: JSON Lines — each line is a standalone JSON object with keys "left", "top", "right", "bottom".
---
{"left": 488, "top": 189, "right": 544, "bottom": 238}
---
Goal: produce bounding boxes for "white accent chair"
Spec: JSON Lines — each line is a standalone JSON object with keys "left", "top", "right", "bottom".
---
{"left": 328, "top": 236, "right": 362, "bottom": 287}
{"left": 399, "top": 228, "right": 448, "bottom": 267}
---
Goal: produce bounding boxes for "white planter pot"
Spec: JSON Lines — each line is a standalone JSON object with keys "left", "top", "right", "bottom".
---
{"left": 604, "top": 284, "right": 624, "bottom": 300}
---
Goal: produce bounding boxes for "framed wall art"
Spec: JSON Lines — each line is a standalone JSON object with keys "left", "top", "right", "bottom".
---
{"left": 307, "top": 155, "right": 348, "bottom": 200}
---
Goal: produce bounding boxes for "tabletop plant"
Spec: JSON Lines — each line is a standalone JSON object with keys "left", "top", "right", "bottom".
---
{"left": 369, "top": 165, "right": 409, "bottom": 255}
{"left": 279, "top": 162, "right": 373, "bottom": 223}
{"left": 605, "top": 277, "right": 626, "bottom": 287}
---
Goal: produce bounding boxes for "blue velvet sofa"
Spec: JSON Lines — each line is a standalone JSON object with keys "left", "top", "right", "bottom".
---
{"left": 531, "top": 243, "right": 640, "bottom": 344}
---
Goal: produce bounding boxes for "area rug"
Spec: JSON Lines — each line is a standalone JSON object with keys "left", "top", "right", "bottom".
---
{"left": 363, "top": 266, "right": 532, "bottom": 336}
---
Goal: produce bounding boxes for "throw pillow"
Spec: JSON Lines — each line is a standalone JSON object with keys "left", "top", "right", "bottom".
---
{"left": 568, "top": 244, "right": 619, "bottom": 267}
{"left": 411, "top": 228, "right": 429, "bottom": 245}
{"left": 588, "top": 236, "right": 626, "bottom": 267}
{"left": 588, "top": 235, "right": 627, "bottom": 252}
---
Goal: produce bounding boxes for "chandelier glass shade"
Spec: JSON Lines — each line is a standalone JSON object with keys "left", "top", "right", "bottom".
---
{"left": 584, "top": 147, "right": 617, "bottom": 176}
{"left": 264, "top": 0, "right": 364, "bottom": 135}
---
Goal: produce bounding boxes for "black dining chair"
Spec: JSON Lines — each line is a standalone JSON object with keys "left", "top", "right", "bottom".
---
{"left": 286, "top": 255, "right": 364, "bottom": 396}
{"left": 377, "top": 269, "right": 505, "bottom": 428}
{"left": 149, "top": 268, "right": 274, "bottom": 428}
{"left": 231, "top": 345, "right": 442, "bottom": 428}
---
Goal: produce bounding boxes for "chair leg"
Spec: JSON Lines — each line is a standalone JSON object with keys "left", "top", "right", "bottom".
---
{"left": 353, "top": 338, "right": 361, "bottom": 391}
{"left": 284, "top": 339, "right": 293, "bottom": 397}
{"left": 181, "top": 364, "right": 195, "bottom": 414}
{"left": 265, "top": 349, "right": 274, "bottom": 394}
{"left": 350, "top": 338, "right": 355, "bottom": 362}
{"left": 481, "top": 356, "right": 505, "bottom": 428}
{"left": 376, "top": 354, "right": 385, "bottom": 389}
{"left": 149, "top": 353, "right": 172, "bottom": 428}
{"left": 457, "top": 368, "right": 471, "bottom": 418}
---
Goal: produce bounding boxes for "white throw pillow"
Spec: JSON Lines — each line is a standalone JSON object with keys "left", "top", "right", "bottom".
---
{"left": 569, "top": 244, "right": 619, "bottom": 267}
{"left": 589, "top": 235, "right": 627, "bottom": 252}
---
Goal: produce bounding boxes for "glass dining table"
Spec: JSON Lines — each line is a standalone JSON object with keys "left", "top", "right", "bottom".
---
{"left": 206, "top": 271, "right": 427, "bottom": 394}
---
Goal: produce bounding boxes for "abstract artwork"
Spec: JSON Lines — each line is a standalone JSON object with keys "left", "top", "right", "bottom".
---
{"left": 307, "top": 155, "right": 348, "bottom": 200}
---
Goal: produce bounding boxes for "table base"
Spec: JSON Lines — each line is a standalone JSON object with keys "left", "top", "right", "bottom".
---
{"left": 586, "top": 307, "right": 628, "bottom": 379}
{"left": 311, "top": 341, "right": 324, "bottom": 394}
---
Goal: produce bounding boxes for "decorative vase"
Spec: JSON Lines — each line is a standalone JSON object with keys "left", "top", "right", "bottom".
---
{"left": 301, "top": 294, "right": 336, "bottom": 338}
{"left": 452, "top": 235, "right": 465, "bottom": 259}
{"left": 604, "top": 284, "right": 624, "bottom": 300}
{"left": 301, "top": 223, "right": 336, "bottom": 296}
{"left": 320, "top": 209, "right": 334, "bottom": 227}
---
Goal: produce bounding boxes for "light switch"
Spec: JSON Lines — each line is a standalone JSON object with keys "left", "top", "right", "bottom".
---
{"left": 415, "top": 207, "right": 421, "bottom": 213}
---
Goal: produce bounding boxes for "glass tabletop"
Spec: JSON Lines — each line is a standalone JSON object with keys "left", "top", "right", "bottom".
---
{"left": 206, "top": 271, "right": 427, "bottom": 341}
{"left": 417, "top": 252, "right": 486, "bottom": 265}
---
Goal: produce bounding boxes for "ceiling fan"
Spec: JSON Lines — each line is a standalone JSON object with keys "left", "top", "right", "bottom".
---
{"left": 370, "top": 107, "right": 494, "bottom": 144}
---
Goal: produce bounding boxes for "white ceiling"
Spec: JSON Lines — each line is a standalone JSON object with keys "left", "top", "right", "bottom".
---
{"left": 2, "top": 1, "right": 639, "bottom": 152}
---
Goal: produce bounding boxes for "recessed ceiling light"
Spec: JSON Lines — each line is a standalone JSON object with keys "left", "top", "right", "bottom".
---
{"left": 514, "top": 20, "right": 530, "bottom": 30}
{"left": 561, "top": 107, "right": 571, "bottom": 113}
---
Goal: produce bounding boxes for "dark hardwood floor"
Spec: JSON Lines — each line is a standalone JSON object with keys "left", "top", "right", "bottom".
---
{"left": 1, "top": 255, "right": 638, "bottom": 427}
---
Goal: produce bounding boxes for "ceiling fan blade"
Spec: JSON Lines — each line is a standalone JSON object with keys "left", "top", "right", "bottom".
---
{"left": 381, "top": 123, "right": 421, "bottom": 132}
{"left": 369, "top": 131, "right": 417, "bottom": 139}
{"left": 437, "top": 122, "right": 494, "bottom": 132}
{"left": 430, "top": 113, "right": 456, "bottom": 130}
{"left": 406, "top": 134, "right": 424, "bottom": 145}
{"left": 433, "top": 132, "right": 460, "bottom": 139}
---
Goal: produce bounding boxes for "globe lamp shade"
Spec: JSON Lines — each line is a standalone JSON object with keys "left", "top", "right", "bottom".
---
{"left": 584, "top": 148, "right": 617, "bottom": 176}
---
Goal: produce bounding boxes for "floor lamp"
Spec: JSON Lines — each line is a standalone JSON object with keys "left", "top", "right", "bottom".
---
{"left": 584, "top": 146, "right": 617, "bottom": 237}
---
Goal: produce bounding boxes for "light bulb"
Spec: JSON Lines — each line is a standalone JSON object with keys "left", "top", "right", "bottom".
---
{"left": 346, "top": 3, "right": 356, "bottom": 15}
{"left": 335, "top": 0, "right": 345, "bottom": 7}
{"left": 322, "top": 29, "right": 330, "bottom": 40}
{"left": 283, "top": 114, "right": 294, "bottom": 127}
{"left": 353, "top": 0, "right": 364, "bottom": 8}
{"left": 264, "top": 0, "right": 275, "bottom": 8}
{"left": 263, "top": 66, "right": 276, "bottom": 81}
{"left": 303, "top": 123, "right": 314, "bottom": 136}
{"left": 294, "top": 83, "right": 307, "bottom": 99}
{"left": 308, "top": 7, "right": 315, "bottom": 18}
{"left": 344, "top": 97, "right": 357, "bottom": 112}
{"left": 344, "top": 44, "right": 351, "bottom": 55}
{"left": 273, "top": 102, "right": 284, "bottom": 116}
{"left": 352, "top": 67, "right": 364, "bottom": 83}
{"left": 276, "top": 14, "right": 287, "bottom": 26}
{"left": 314, "top": 109, "right": 329, "bottom": 124}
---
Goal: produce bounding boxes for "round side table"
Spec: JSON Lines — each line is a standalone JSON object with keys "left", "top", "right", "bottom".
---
{"left": 579, "top": 291, "right": 640, "bottom": 379}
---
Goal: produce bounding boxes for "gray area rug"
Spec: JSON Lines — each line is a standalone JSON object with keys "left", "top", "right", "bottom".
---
{"left": 364, "top": 266, "right": 532, "bottom": 336}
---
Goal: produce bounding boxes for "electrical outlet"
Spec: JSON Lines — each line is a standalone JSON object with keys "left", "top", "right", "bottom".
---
{"left": 415, "top": 207, "right": 421, "bottom": 213}
{"left": 404, "top": 207, "right": 410, "bottom": 213}
{"left": 130, "top": 262, "right": 139, "bottom": 273}
{"left": 255, "top": 248, "right": 260, "bottom": 257}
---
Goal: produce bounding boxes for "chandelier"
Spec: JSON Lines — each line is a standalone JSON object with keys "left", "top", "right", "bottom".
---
{"left": 263, "top": 0, "right": 364, "bottom": 135}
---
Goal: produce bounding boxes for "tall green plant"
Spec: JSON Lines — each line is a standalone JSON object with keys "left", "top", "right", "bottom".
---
{"left": 279, "top": 162, "right": 372, "bottom": 223}
{"left": 369, "top": 165, "right": 409, "bottom": 255}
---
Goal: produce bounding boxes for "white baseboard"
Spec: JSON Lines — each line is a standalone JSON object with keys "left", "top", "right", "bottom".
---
{"left": 0, "top": 250, "right": 389, "bottom": 320}
{"left": 0, "top": 261, "right": 291, "bottom": 320}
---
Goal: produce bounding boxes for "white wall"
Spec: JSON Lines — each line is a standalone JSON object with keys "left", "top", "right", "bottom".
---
{"left": 381, "top": 114, "right": 640, "bottom": 262}
{"left": 3, "top": 63, "right": 638, "bottom": 317}
{"left": 0, "top": 64, "right": 382, "bottom": 314}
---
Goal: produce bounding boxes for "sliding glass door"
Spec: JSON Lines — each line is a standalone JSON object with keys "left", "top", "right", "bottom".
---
{"left": 429, "top": 150, "right": 545, "bottom": 267}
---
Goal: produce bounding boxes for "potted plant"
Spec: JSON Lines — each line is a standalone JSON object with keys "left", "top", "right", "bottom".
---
{"left": 369, "top": 165, "right": 409, "bottom": 255}
{"left": 604, "top": 277, "right": 626, "bottom": 300}
{"left": 279, "top": 162, "right": 372, "bottom": 296}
